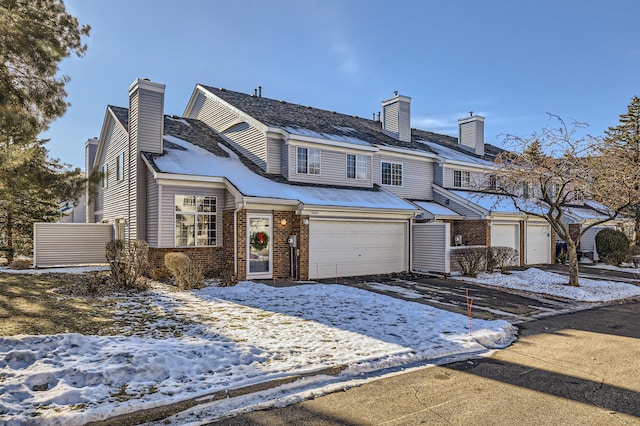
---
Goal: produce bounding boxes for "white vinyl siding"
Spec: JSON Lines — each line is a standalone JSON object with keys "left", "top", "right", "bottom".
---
{"left": 158, "top": 185, "right": 225, "bottom": 247}
{"left": 374, "top": 154, "right": 434, "bottom": 199}
{"left": 288, "top": 145, "right": 372, "bottom": 187}
{"left": 267, "top": 136, "right": 282, "bottom": 174}
{"left": 412, "top": 222, "right": 450, "bottom": 274}
{"left": 95, "top": 118, "right": 129, "bottom": 225}
{"left": 433, "top": 191, "right": 482, "bottom": 219}
{"left": 146, "top": 168, "right": 159, "bottom": 247}
{"left": 188, "top": 91, "right": 268, "bottom": 170}
{"left": 33, "top": 223, "right": 113, "bottom": 267}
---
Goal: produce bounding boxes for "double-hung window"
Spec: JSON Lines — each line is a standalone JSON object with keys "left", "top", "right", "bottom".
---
{"left": 175, "top": 195, "right": 217, "bottom": 247}
{"left": 453, "top": 170, "right": 470, "bottom": 188}
{"left": 381, "top": 161, "right": 403, "bottom": 186}
{"left": 347, "top": 154, "right": 367, "bottom": 180}
{"left": 296, "top": 147, "right": 321, "bottom": 175}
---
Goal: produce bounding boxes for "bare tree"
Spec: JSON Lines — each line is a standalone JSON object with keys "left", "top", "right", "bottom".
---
{"left": 492, "top": 116, "right": 637, "bottom": 287}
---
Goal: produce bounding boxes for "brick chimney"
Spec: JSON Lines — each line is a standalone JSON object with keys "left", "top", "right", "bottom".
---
{"left": 382, "top": 92, "right": 411, "bottom": 142}
{"left": 458, "top": 114, "right": 485, "bottom": 156}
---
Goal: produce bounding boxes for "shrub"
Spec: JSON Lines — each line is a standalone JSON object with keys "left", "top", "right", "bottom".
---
{"left": 454, "top": 247, "right": 487, "bottom": 277}
{"left": 8, "top": 258, "right": 31, "bottom": 270}
{"left": 105, "top": 240, "right": 149, "bottom": 291}
{"left": 595, "top": 228, "right": 629, "bottom": 266}
{"left": 629, "top": 245, "right": 640, "bottom": 267}
{"left": 164, "top": 252, "right": 204, "bottom": 290}
{"left": 218, "top": 269, "right": 238, "bottom": 287}
{"left": 487, "top": 246, "right": 519, "bottom": 273}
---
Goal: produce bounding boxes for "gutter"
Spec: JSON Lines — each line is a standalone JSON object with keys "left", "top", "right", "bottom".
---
{"left": 234, "top": 199, "right": 246, "bottom": 276}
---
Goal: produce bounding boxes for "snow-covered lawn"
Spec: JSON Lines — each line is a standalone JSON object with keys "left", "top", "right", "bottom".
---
{"left": 0, "top": 279, "right": 516, "bottom": 425}
{"left": 455, "top": 268, "right": 640, "bottom": 302}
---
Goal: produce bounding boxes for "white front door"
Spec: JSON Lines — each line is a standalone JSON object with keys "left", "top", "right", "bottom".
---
{"left": 247, "top": 214, "right": 272, "bottom": 279}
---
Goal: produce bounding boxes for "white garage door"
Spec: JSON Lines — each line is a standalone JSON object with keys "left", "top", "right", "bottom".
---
{"left": 309, "top": 220, "right": 407, "bottom": 279}
{"left": 491, "top": 223, "right": 520, "bottom": 266}
{"left": 526, "top": 223, "right": 551, "bottom": 265}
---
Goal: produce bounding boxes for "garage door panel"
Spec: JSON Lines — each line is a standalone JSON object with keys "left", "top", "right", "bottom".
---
{"left": 526, "top": 224, "right": 551, "bottom": 264}
{"left": 309, "top": 220, "right": 406, "bottom": 279}
{"left": 491, "top": 223, "right": 520, "bottom": 266}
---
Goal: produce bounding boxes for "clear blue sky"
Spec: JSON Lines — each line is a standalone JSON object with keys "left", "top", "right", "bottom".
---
{"left": 44, "top": 0, "right": 640, "bottom": 169}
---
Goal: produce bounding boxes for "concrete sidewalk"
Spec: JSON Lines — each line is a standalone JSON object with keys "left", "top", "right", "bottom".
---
{"left": 218, "top": 302, "right": 640, "bottom": 425}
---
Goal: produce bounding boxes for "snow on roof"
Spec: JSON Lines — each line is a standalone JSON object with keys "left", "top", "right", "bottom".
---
{"left": 416, "top": 139, "right": 494, "bottom": 165}
{"left": 154, "top": 135, "right": 416, "bottom": 211}
{"left": 283, "top": 126, "right": 373, "bottom": 147}
{"left": 412, "top": 201, "right": 462, "bottom": 218}
{"left": 562, "top": 205, "right": 612, "bottom": 221}
{"left": 450, "top": 190, "right": 544, "bottom": 215}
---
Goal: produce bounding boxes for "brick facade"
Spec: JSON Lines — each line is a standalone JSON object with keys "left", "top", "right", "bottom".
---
{"left": 147, "top": 246, "right": 225, "bottom": 279}
{"left": 452, "top": 220, "right": 489, "bottom": 246}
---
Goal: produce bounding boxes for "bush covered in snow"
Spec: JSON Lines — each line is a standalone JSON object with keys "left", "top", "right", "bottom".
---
{"left": 164, "top": 252, "right": 204, "bottom": 290}
{"left": 595, "top": 228, "right": 629, "bottom": 266}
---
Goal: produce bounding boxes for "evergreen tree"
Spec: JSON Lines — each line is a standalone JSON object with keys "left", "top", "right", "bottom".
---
{"left": 601, "top": 96, "right": 640, "bottom": 244}
{"left": 0, "top": 0, "right": 90, "bottom": 128}
{"left": 0, "top": 0, "right": 89, "bottom": 260}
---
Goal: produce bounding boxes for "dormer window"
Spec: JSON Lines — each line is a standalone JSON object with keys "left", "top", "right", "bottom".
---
{"left": 381, "top": 161, "right": 403, "bottom": 186}
{"left": 453, "top": 170, "right": 470, "bottom": 188}
{"left": 347, "top": 154, "right": 367, "bottom": 180}
{"left": 489, "top": 174, "right": 497, "bottom": 190}
{"left": 296, "top": 147, "right": 321, "bottom": 175}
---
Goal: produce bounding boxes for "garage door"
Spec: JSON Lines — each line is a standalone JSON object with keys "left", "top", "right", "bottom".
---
{"left": 309, "top": 220, "right": 407, "bottom": 279}
{"left": 491, "top": 223, "right": 520, "bottom": 265}
{"left": 526, "top": 223, "right": 551, "bottom": 265}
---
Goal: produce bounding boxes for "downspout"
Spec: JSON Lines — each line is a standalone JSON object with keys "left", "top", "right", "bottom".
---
{"left": 409, "top": 215, "right": 414, "bottom": 272}
{"left": 233, "top": 199, "right": 246, "bottom": 276}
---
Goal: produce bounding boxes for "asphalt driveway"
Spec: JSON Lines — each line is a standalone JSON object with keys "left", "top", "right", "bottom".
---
{"left": 318, "top": 272, "right": 593, "bottom": 323}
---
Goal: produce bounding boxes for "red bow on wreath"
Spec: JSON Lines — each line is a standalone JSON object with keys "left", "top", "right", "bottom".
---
{"left": 257, "top": 232, "right": 265, "bottom": 244}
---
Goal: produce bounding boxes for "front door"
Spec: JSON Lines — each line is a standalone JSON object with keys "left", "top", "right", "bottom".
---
{"left": 247, "top": 214, "right": 272, "bottom": 279}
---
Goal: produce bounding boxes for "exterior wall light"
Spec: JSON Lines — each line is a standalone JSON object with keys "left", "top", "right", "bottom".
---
{"left": 280, "top": 219, "right": 287, "bottom": 226}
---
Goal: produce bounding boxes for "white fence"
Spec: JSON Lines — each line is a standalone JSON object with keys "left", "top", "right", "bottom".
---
{"left": 33, "top": 223, "right": 114, "bottom": 267}
{"left": 412, "top": 222, "right": 450, "bottom": 274}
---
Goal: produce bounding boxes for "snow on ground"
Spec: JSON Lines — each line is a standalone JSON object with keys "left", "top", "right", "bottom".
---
{"left": 0, "top": 280, "right": 516, "bottom": 425}
{"left": 455, "top": 268, "right": 640, "bottom": 302}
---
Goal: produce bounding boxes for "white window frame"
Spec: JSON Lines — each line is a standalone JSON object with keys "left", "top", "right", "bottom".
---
{"left": 381, "top": 161, "right": 403, "bottom": 187}
{"left": 174, "top": 195, "right": 217, "bottom": 247}
{"left": 102, "top": 164, "right": 108, "bottom": 188}
{"left": 346, "top": 154, "right": 367, "bottom": 180}
{"left": 116, "top": 153, "right": 125, "bottom": 182}
{"left": 453, "top": 170, "right": 471, "bottom": 189}
{"left": 296, "top": 147, "right": 321, "bottom": 175}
